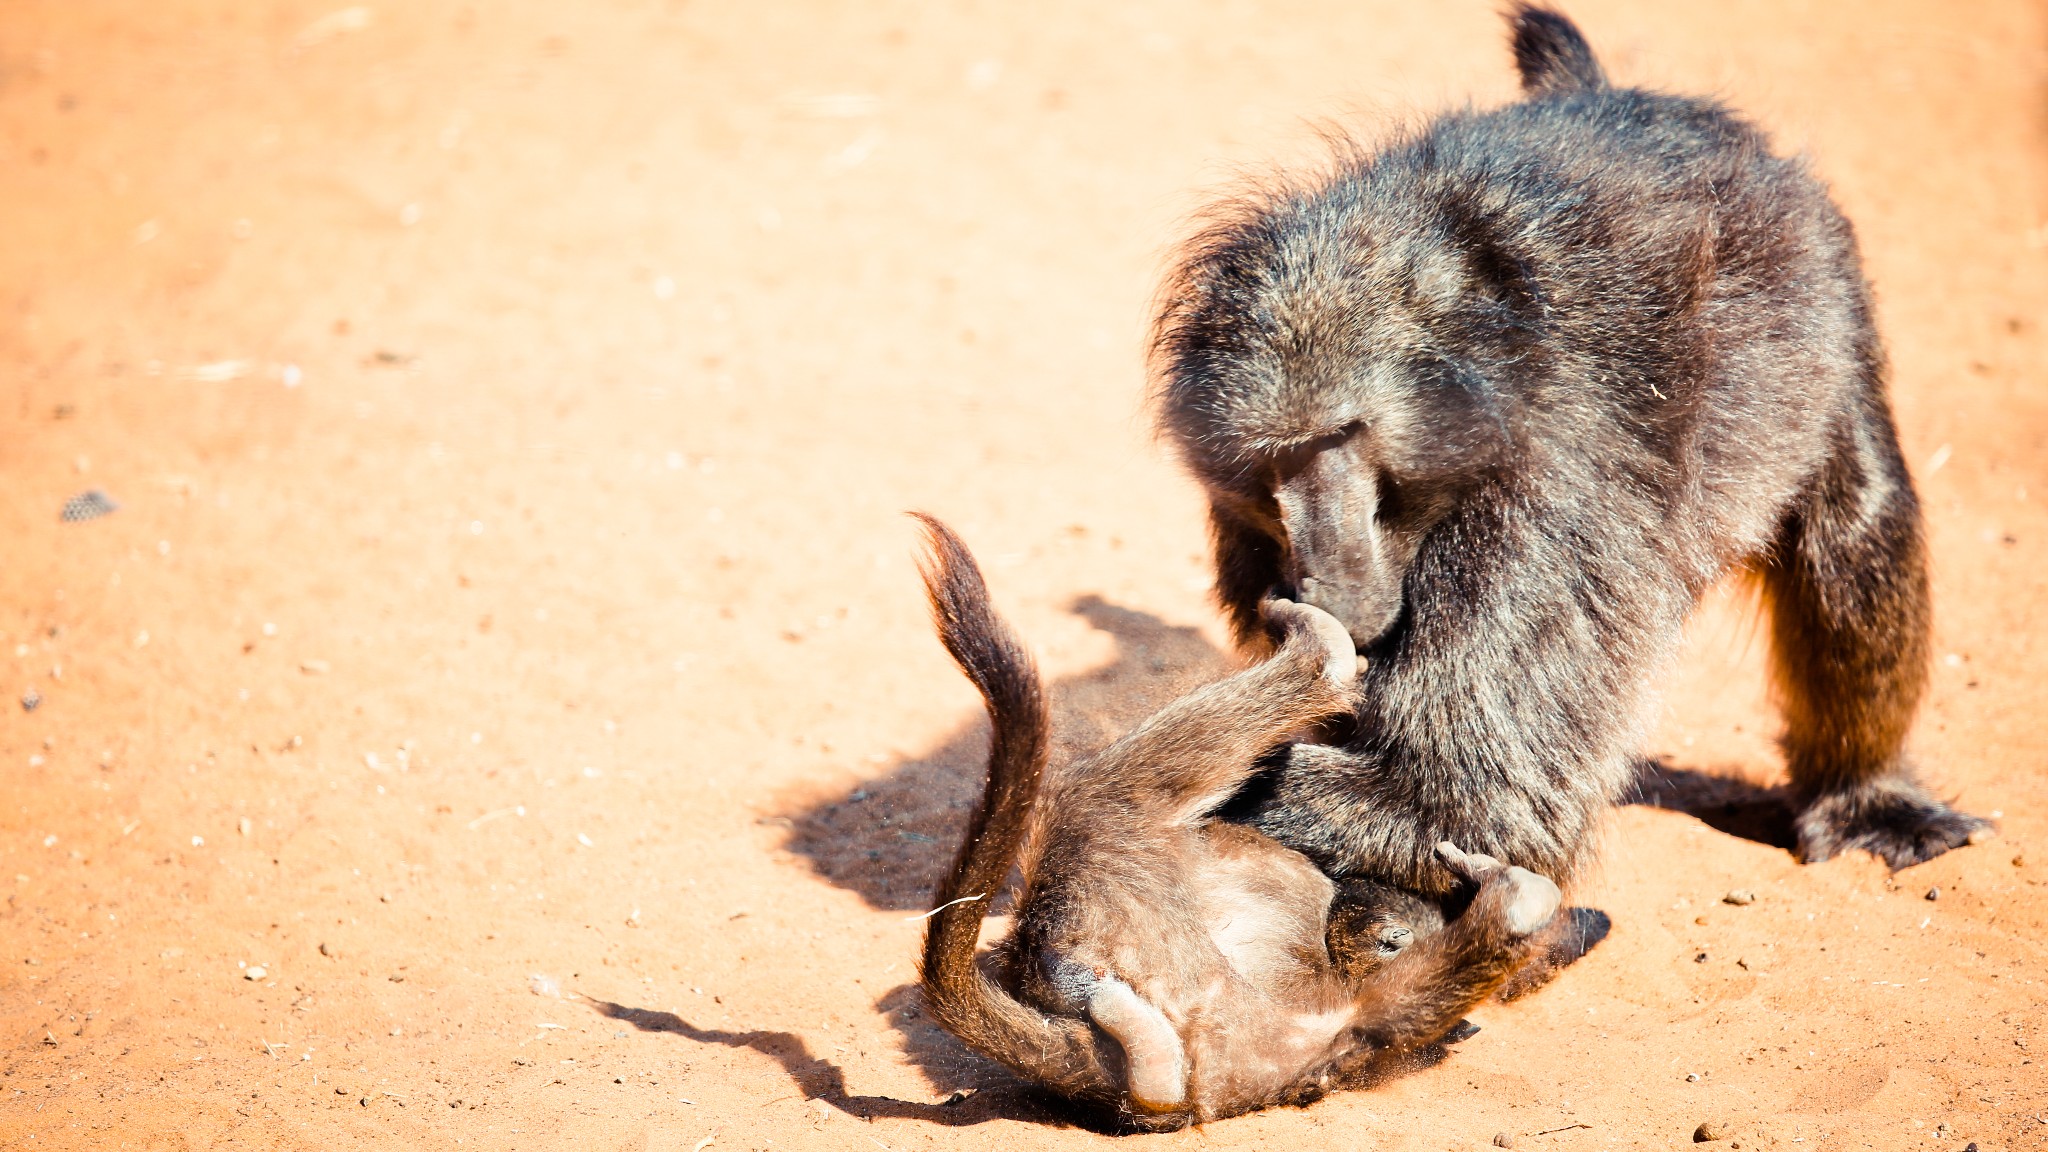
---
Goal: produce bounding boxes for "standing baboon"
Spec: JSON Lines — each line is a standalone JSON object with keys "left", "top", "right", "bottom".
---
{"left": 1152, "top": 5, "right": 1990, "bottom": 902}
{"left": 912, "top": 514, "right": 1559, "bottom": 1129}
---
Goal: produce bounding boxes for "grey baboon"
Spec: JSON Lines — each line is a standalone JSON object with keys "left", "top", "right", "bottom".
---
{"left": 1152, "top": 4, "right": 1991, "bottom": 911}
{"left": 912, "top": 514, "right": 1559, "bottom": 1130}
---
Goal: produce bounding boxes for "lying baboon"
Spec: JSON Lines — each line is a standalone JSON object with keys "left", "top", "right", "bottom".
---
{"left": 1151, "top": 4, "right": 1991, "bottom": 917}
{"left": 912, "top": 514, "right": 1559, "bottom": 1130}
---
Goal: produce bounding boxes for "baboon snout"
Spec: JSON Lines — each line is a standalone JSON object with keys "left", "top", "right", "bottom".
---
{"left": 1275, "top": 446, "right": 1406, "bottom": 649}
{"left": 1294, "top": 572, "right": 1403, "bottom": 650}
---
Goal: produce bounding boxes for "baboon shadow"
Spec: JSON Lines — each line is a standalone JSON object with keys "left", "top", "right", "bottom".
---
{"left": 579, "top": 994, "right": 1057, "bottom": 1126}
{"left": 1626, "top": 758, "right": 1798, "bottom": 851}
{"left": 781, "top": 594, "right": 1235, "bottom": 913}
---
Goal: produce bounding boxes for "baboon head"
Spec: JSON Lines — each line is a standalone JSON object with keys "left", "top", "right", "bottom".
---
{"left": 1153, "top": 176, "right": 1537, "bottom": 652}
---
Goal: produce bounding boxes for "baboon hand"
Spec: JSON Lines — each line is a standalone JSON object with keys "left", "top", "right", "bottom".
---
{"left": 1434, "top": 840, "right": 1506, "bottom": 882}
{"left": 1263, "top": 597, "right": 1359, "bottom": 685}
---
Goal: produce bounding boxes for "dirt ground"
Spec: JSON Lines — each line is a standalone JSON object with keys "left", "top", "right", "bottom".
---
{"left": 2, "top": 1, "right": 2045, "bottom": 1149}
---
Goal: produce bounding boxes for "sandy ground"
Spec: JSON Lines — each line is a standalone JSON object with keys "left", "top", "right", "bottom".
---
{"left": 2, "top": 2, "right": 2045, "bottom": 1149}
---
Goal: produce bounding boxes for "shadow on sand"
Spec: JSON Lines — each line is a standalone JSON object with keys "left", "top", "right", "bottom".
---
{"left": 579, "top": 993, "right": 1054, "bottom": 1127}
{"left": 1628, "top": 759, "right": 1798, "bottom": 851}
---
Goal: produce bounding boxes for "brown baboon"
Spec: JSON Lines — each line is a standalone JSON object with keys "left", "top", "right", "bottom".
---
{"left": 1151, "top": 5, "right": 1991, "bottom": 915}
{"left": 912, "top": 514, "right": 1559, "bottom": 1130}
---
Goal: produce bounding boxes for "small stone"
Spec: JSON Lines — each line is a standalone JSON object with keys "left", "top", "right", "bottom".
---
{"left": 335, "top": 1086, "right": 348, "bottom": 1095}
{"left": 1695, "top": 952, "right": 1709, "bottom": 963}
{"left": 613, "top": 1076, "right": 625, "bottom": 1084}
{"left": 1686, "top": 1072, "right": 1701, "bottom": 1082}
{"left": 245, "top": 965, "right": 267, "bottom": 980}
{"left": 1935, "top": 1123, "right": 1951, "bottom": 1137}
{"left": 1924, "top": 886, "right": 1941, "bottom": 901}
{"left": 1493, "top": 1133, "right": 1515, "bottom": 1148}
{"left": 59, "top": 489, "right": 118, "bottom": 523}
{"left": 1722, "top": 889, "right": 1756, "bottom": 906}
{"left": 318, "top": 941, "right": 335, "bottom": 957}
{"left": 1694, "top": 1119, "right": 1731, "bottom": 1141}
{"left": 21, "top": 690, "right": 41, "bottom": 712}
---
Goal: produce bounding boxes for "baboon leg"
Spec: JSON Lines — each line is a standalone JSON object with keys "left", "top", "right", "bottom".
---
{"left": 1094, "top": 599, "right": 1353, "bottom": 820}
{"left": 1763, "top": 391, "right": 1992, "bottom": 869}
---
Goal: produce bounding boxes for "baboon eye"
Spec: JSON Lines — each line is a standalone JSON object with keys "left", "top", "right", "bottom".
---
{"left": 1374, "top": 468, "right": 1403, "bottom": 523}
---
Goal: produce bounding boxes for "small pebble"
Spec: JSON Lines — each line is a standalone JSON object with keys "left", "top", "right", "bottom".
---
{"left": 21, "top": 690, "right": 41, "bottom": 712}
{"left": 1924, "top": 886, "right": 1940, "bottom": 901}
{"left": 1493, "top": 1132, "right": 1515, "bottom": 1148}
{"left": 1694, "top": 1119, "right": 1731, "bottom": 1142}
{"left": 244, "top": 965, "right": 267, "bottom": 980}
{"left": 1695, "top": 952, "right": 1709, "bottom": 963}
{"left": 1722, "top": 889, "right": 1756, "bottom": 906}
{"left": 59, "top": 489, "right": 118, "bottom": 523}
{"left": 1686, "top": 1072, "right": 1701, "bottom": 1082}
{"left": 1935, "top": 1123, "right": 1951, "bottom": 1137}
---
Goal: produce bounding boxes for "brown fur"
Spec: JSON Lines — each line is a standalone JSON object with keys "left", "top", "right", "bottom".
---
{"left": 911, "top": 514, "right": 1558, "bottom": 1130}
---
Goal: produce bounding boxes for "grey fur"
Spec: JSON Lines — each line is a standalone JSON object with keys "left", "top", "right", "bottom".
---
{"left": 1151, "top": 4, "right": 1991, "bottom": 900}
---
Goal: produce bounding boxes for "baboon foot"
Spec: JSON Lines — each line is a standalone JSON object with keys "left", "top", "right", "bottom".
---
{"left": 1436, "top": 842, "right": 1560, "bottom": 937}
{"left": 1795, "top": 776, "right": 1993, "bottom": 870}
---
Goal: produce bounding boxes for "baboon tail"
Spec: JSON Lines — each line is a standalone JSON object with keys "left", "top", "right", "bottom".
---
{"left": 909, "top": 513, "right": 1116, "bottom": 1102}
{"left": 1508, "top": 4, "right": 1606, "bottom": 96}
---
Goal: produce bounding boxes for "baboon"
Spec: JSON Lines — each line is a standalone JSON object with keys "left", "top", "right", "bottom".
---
{"left": 1152, "top": 4, "right": 1992, "bottom": 906}
{"left": 912, "top": 514, "right": 1560, "bottom": 1130}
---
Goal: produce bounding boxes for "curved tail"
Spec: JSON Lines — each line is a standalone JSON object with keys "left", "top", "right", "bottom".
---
{"left": 909, "top": 514, "right": 1115, "bottom": 1102}
{"left": 1508, "top": 4, "right": 1606, "bottom": 96}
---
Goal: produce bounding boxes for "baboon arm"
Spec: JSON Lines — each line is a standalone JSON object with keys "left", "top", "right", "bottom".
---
{"left": 1242, "top": 743, "right": 1593, "bottom": 897}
